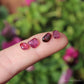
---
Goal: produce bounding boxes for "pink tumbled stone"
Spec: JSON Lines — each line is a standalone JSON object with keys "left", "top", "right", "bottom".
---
{"left": 28, "top": 38, "right": 39, "bottom": 48}
{"left": 53, "top": 30, "right": 60, "bottom": 39}
{"left": 20, "top": 42, "right": 29, "bottom": 50}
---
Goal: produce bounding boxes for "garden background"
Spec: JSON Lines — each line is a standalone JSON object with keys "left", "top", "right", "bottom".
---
{"left": 0, "top": 0, "right": 84, "bottom": 84}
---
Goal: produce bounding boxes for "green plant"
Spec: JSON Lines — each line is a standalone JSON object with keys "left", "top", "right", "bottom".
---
{"left": 0, "top": 6, "right": 9, "bottom": 20}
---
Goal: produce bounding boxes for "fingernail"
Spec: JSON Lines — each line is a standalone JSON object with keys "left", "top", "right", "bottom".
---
{"left": 53, "top": 30, "right": 60, "bottom": 39}
{"left": 28, "top": 38, "right": 39, "bottom": 48}
{"left": 42, "top": 33, "right": 52, "bottom": 42}
{"left": 20, "top": 42, "right": 29, "bottom": 50}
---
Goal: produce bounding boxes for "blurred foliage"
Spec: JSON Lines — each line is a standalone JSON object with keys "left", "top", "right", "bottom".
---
{"left": 0, "top": 0, "right": 84, "bottom": 84}
{"left": 0, "top": 6, "right": 8, "bottom": 50}
{"left": 0, "top": 6, "right": 9, "bottom": 20}
{"left": 0, "top": 6, "right": 8, "bottom": 30}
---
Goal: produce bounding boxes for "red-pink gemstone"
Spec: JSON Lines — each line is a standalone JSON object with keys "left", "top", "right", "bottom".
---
{"left": 42, "top": 33, "right": 52, "bottom": 42}
{"left": 28, "top": 38, "right": 39, "bottom": 48}
{"left": 53, "top": 30, "right": 60, "bottom": 39}
{"left": 20, "top": 42, "right": 29, "bottom": 50}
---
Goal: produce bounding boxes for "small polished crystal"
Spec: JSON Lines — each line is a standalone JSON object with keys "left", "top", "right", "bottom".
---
{"left": 53, "top": 30, "right": 60, "bottom": 39}
{"left": 42, "top": 33, "right": 52, "bottom": 42}
{"left": 28, "top": 38, "right": 39, "bottom": 48}
{"left": 20, "top": 42, "right": 29, "bottom": 50}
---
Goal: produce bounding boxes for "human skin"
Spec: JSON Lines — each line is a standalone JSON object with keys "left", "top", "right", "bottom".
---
{"left": 0, "top": 31, "right": 68, "bottom": 84}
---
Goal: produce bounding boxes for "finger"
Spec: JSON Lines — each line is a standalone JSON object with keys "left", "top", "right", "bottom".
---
{"left": 0, "top": 31, "right": 68, "bottom": 83}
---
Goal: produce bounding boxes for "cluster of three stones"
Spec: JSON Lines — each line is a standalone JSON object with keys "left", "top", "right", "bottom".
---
{"left": 20, "top": 31, "right": 60, "bottom": 50}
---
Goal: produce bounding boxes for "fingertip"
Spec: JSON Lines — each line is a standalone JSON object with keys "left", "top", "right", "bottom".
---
{"left": 34, "top": 32, "right": 68, "bottom": 58}
{"left": 60, "top": 33, "right": 68, "bottom": 49}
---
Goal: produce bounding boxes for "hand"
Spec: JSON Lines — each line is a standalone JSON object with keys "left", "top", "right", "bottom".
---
{"left": 0, "top": 31, "right": 68, "bottom": 84}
